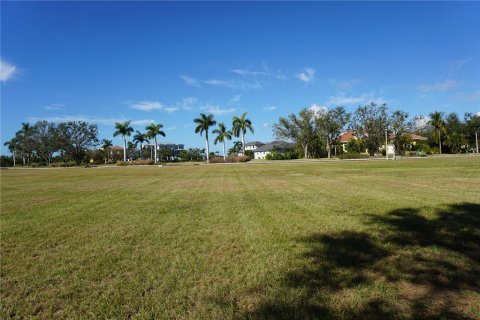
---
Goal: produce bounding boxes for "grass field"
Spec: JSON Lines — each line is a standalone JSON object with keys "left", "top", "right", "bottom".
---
{"left": 1, "top": 157, "right": 479, "bottom": 319}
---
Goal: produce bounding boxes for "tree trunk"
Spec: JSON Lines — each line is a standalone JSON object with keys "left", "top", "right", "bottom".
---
{"left": 241, "top": 132, "right": 246, "bottom": 155}
{"left": 205, "top": 137, "right": 210, "bottom": 162}
{"left": 13, "top": 151, "right": 16, "bottom": 167}
{"left": 154, "top": 137, "right": 158, "bottom": 163}
{"left": 304, "top": 144, "right": 308, "bottom": 159}
{"left": 438, "top": 129, "right": 442, "bottom": 154}
{"left": 223, "top": 141, "right": 226, "bottom": 160}
{"left": 123, "top": 138, "right": 127, "bottom": 161}
{"left": 327, "top": 139, "right": 331, "bottom": 158}
{"left": 476, "top": 131, "right": 479, "bottom": 154}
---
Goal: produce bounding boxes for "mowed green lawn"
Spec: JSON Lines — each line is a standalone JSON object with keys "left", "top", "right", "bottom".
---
{"left": 1, "top": 158, "right": 479, "bottom": 319}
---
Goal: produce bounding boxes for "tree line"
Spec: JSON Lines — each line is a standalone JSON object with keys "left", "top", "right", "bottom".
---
{"left": 273, "top": 102, "right": 480, "bottom": 158}
{"left": 2, "top": 105, "right": 479, "bottom": 166}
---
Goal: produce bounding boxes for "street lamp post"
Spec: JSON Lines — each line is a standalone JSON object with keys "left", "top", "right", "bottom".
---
{"left": 385, "top": 129, "right": 388, "bottom": 160}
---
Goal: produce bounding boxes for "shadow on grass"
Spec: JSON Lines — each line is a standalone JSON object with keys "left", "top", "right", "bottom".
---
{"left": 245, "top": 203, "right": 480, "bottom": 319}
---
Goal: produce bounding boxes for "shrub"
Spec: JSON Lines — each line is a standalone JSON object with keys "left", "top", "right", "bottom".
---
{"left": 265, "top": 154, "right": 272, "bottom": 160}
{"left": 132, "top": 159, "right": 154, "bottom": 165}
{"left": 51, "top": 161, "right": 76, "bottom": 167}
{"left": 236, "top": 156, "right": 250, "bottom": 163}
{"left": 209, "top": 157, "right": 225, "bottom": 163}
{"left": 338, "top": 152, "right": 369, "bottom": 159}
{"left": 116, "top": 160, "right": 154, "bottom": 166}
{"left": 244, "top": 150, "right": 254, "bottom": 159}
{"left": 284, "top": 151, "right": 299, "bottom": 160}
{"left": 271, "top": 152, "right": 285, "bottom": 160}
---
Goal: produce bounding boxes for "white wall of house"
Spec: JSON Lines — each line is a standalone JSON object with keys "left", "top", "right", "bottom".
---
{"left": 254, "top": 151, "right": 271, "bottom": 159}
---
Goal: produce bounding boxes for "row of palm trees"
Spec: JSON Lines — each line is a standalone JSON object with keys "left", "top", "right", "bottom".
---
{"left": 194, "top": 112, "right": 254, "bottom": 161}
{"left": 108, "top": 112, "right": 254, "bottom": 163}
{"left": 107, "top": 121, "right": 165, "bottom": 163}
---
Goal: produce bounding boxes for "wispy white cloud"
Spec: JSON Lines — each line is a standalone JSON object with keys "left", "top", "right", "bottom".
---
{"left": 201, "top": 104, "right": 236, "bottom": 116}
{"left": 418, "top": 79, "right": 458, "bottom": 93}
{"left": 456, "top": 90, "right": 480, "bottom": 102}
{"left": 263, "top": 106, "right": 277, "bottom": 111}
{"left": 412, "top": 115, "right": 431, "bottom": 131}
{"left": 0, "top": 59, "right": 17, "bottom": 82}
{"left": 296, "top": 67, "right": 316, "bottom": 84}
{"left": 309, "top": 103, "right": 328, "bottom": 117}
{"left": 44, "top": 103, "right": 64, "bottom": 111}
{"left": 129, "top": 101, "right": 163, "bottom": 111}
{"left": 262, "top": 122, "right": 270, "bottom": 128}
{"left": 326, "top": 92, "right": 386, "bottom": 106}
{"left": 329, "top": 78, "right": 361, "bottom": 90}
{"left": 228, "top": 94, "right": 242, "bottom": 104}
{"left": 203, "top": 78, "right": 262, "bottom": 90}
{"left": 28, "top": 115, "right": 155, "bottom": 126}
{"left": 180, "top": 74, "right": 202, "bottom": 88}
{"left": 178, "top": 97, "right": 198, "bottom": 111}
{"left": 230, "top": 62, "right": 286, "bottom": 80}
{"left": 164, "top": 107, "right": 179, "bottom": 113}
{"left": 164, "top": 126, "right": 177, "bottom": 130}
{"left": 451, "top": 58, "right": 472, "bottom": 71}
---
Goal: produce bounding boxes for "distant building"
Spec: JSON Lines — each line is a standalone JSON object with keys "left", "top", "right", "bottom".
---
{"left": 253, "top": 141, "right": 295, "bottom": 159}
{"left": 338, "top": 131, "right": 358, "bottom": 152}
{"left": 244, "top": 141, "right": 265, "bottom": 151}
{"left": 145, "top": 142, "right": 185, "bottom": 160}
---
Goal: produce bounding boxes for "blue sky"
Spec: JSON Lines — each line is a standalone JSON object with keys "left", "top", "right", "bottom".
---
{"left": 1, "top": 2, "right": 479, "bottom": 153}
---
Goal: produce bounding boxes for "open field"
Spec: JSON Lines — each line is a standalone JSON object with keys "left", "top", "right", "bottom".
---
{"left": 1, "top": 157, "right": 479, "bottom": 319}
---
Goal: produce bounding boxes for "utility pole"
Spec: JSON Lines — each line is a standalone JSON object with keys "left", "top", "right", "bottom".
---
{"left": 385, "top": 129, "right": 388, "bottom": 160}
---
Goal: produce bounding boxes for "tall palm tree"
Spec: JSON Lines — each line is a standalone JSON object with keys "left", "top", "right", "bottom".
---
{"left": 146, "top": 123, "right": 166, "bottom": 163}
{"left": 232, "top": 112, "right": 254, "bottom": 155}
{"left": 133, "top": 131, "right": 149, "bottom": 159}
{"left": 101, "top": 139, "right": 113, "bottom": 163}
{"left": 213, "top": 123, "right": 232, "bottom": 160}
{"left": 194, "top": 113, "right": 216, "bottom": 162}
{"left": 428, "top": 111, "right": 446, "bottom": 154}
{"left": 4, "top": 138, "right": 17, "bottom": 166}
{"left": 113, "top": 121, "right": 134, "bottom": 161}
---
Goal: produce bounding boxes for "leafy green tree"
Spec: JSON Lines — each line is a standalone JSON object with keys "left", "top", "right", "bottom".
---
{"left": 32, "top": 121, "right": 58, "bottom": 165}
{"left": 145, "top": 123, "right": 166, "bottom": 163}
{"left": 113, "top": 121, "right": 134, "bottom": 161}
{"left": 316, "top": 106, "right": 350, "bottom": 158}
{"left": 389, "top": 110, "right": 409, "bottom": 156}
{"left": 229, "top": 141, "right": 243, "bottom": 155}
{"left": 59, "top": 121, "right": 99, "bottom": 163}
{"left": 351, "top": 102, "right": 389, "bottom": 156}
{"left": 133, "top": 131, "right": 149, "bottom": 159}
{"left": 232, "top": 112, "right": 254, "bottom": 155}
{"left": 194, "top": 113, "right": 216, "bottom": 162}
{"left": 464, "top": 113, "right": 480, "bottom": 153}
{"left": 428, "top": 111, "right": 446, "bottom": 154}
{"left": 273, "top": 108, "right": 316, "bottom": 158}
{"left": 17, "top": 122, "right": 35, "bottom": 165}
{"left": 213, "top": 122, "right": 233, "bottom": 160}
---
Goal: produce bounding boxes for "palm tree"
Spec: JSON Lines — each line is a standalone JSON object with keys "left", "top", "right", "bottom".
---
{"left": 146, "top": 123, "right": 166, "bottom": 163}
{"left": 101, "top": 139, "right": 113, "bottom": 163}
{"left": 133, "top": 131, "right": 149, "bottom": 159}
{"left": 229, "top": 140, "right": 243, "bottom": 155}
{"left": 194, "top": 113, "right": 216, "bottom": 162}
{"left": 113, "top": 121, "right": 134, "bottom": 161}
{"left": 213, "top": 123, "right": 232, "bottom": 160}
{"left": 4, "top": 138, "right": 17, "bottom": 166}
{"left": 428, "top": 111, "right": 446, "bottom": 154}
{"left": 232, "top": 112, "right": 254, "bottom": 155}
{"left": 18, "top": 122, "right": 33, "bottom": 165}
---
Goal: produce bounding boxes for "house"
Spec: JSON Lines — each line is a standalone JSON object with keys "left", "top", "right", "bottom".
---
{"left": 244, "top": 141, "right": 265, "bottom": 151}
{"left": 145, "top": 142, "right": 185, "bottom": 160}
{"left": 338, "top": 131, "right": 358, "bottom": 152}
{"left": 253, "top": 141, "right": 295, "bottom": 160}
{"left": 385, "top": 133, "right": 428, "bottom": 155}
